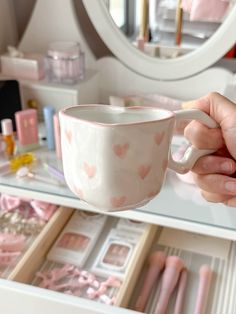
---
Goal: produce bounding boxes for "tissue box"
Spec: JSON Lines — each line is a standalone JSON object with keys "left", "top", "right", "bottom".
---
{"left": 0, "top": 53, "right": 45, "bottom": 80}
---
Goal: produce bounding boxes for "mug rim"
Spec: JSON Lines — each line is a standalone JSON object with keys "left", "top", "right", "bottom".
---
{"left": 59, "top": 104, "right": 174, "bottom": 127}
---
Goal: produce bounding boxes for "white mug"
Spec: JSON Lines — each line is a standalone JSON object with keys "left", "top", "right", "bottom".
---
{"left": 59, "top": 105, "right": 218, "bottom": 211}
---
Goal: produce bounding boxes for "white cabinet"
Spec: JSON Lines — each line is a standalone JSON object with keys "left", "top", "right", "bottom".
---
{"left": 19, "top": 69, "right": 99, "bottom": 116}
{"left": 1, "top": 61, "right": 236, "bottom": 314}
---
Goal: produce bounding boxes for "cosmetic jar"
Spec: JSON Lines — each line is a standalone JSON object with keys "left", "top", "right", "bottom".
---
{"left": 46, "top": 41, "right": 85, "bottom": 85}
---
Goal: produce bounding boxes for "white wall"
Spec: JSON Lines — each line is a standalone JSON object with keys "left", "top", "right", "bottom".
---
{"left": 0, "top": 0, "right": 19, "bottom": 53}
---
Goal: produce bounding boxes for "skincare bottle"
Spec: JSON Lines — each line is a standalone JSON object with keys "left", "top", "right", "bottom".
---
{"left": 43, "top": 106, "right": 55, "bottom": 150}
{"left": 1, "top": 119, "right": 15, "bottom": 157}
{"left": 15, "top": 109, "right": 39, "bottom": 152}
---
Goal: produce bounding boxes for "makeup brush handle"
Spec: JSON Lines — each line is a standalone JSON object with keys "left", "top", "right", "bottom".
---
{"left": 29, "top": 172, "right": 58, "bottom": 185}
{"left": 135, "top": 265, "right": 162, "bottom": 312}
{"left": 135, "top": 251, "right": 166, "bottom": 312}
{"left": 155, "top": 266, "right": 181, "bottom": 314}
{"left": 194, "top": 265, "right": 212, "bottom": 314}
{"left": 174, "top": 268, "right": 188, "bottom": 314}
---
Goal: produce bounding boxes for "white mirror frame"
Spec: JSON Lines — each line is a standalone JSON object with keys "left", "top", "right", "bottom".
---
{"left": 83, "top": 0, "right": 236, "bottom": 80}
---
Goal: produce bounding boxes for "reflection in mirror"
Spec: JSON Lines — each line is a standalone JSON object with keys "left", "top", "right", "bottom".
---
{"left": 105, "top": 0, "right": 235, "bottom": 59}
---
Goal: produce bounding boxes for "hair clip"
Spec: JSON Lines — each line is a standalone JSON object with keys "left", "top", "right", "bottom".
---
{"left": 0, "top": 251, "right": 21, "bottom": 266}
{"left": 101, "top": 275, "right": 122, "bottom": 288}
{"left": 0, "top": 233, "right": 25, "bottom": 252}
{"left": 99, "top": 294, "right": 116, "bottom": 305}
{"left": 30, "top": 200, "right": 58, "bottom": 221}
{"left": 36, "top": 264, "right": 75, "bottom": 289}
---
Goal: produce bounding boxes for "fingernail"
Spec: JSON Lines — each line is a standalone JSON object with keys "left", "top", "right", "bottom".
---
{"left": 220, "top": 161, "right": 233, "bottom": 173}
{"left": 224, "top": 181, "right": 236, "bottom": 192}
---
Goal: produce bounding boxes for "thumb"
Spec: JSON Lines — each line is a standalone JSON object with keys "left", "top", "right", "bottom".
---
{"left": 182, "top": 92, "right": 236, "bottom": 159}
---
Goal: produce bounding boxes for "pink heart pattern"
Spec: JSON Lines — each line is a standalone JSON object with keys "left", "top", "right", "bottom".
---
{"left": 83, "top": 162, "right": 96, "bottom": 178}
{"left": 138, "top": 165, "right": 151, "bottom": 180}
{"left": 110, "top": 196, "right": 126, "bottom": 208}
{"left": 113, "top": 143, "right": 129, "bottom": 158}
{"left": 65, "top": 129, "right": 72, "bottom": 144}
{"left": 154, "top": 131, "right": 165, "bottom": 145}
{"left": 74, "top": 186, "right": 84, "bottom": 199}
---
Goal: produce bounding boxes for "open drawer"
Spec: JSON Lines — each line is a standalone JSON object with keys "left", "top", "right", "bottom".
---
{"left": 0, "top": 209, "right": 235, "bottom": 314}
{"left": 0, "top": 205, "right": 73, "bottom": 280}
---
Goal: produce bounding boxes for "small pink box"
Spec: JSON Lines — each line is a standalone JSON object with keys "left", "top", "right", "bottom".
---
{"left": 0, "top": 53, "right": 45, "bottom": 80}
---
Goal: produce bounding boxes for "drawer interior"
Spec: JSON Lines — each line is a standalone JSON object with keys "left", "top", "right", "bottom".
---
{"left": 4, "top": 207, "right": 236, "bottom": 314}
{"left": 128, "top": 227, "right": 234, "bottom": 314}
{"left": 10, "top": 209, "right": 157, "bottom": 309}
{"left": 0, "top": 205, "right": 73, "bottom": 280}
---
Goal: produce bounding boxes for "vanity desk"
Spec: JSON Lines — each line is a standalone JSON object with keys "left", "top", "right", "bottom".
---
{"left": 1, "top": 0, "right": 236, "bottom": 313}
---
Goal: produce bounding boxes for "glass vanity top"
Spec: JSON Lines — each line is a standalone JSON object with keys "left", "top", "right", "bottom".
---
{"left": 1, "top": 142, "right": 236, "bottom": 235}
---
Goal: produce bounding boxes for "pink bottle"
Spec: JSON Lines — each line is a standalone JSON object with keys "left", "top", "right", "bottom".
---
{"left": 134, "top": 251, "right": 166, "bottom": 312}
{"left": 155, "top": 256, "right": 185, "bottom": 314}
{"left": 53, "top": 113, "right": 62, "bottom": 159}
{"left": 15, "top": 109, "right": 39, "bottom": 152}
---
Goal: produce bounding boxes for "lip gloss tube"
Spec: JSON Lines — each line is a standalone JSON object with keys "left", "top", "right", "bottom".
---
{"left": 155, "top": 256, "right": 185, "bottom": 314}
{"left": 194, "top": 264, "right": 213, "bottom": 314}
{"left": 134, "top": 251, "right": 166, "bottom": 312}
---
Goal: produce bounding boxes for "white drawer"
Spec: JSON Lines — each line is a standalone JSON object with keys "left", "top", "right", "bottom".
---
{"left": 1, "top": 212, "right": 235, "bottom": 314}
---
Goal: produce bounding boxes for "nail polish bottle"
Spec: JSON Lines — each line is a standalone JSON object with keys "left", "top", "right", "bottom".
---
{"left": 43, "top": 106, "right": 55, "bottom": 150}
{"left": 1, "top": 119, "right": 15, "bottom": 158}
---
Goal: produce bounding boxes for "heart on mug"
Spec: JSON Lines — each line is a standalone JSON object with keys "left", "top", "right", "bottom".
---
{"left": 110, "top": 196, "right": 126, "bottom": 208}
{"left": 74, "top": 186, "right": 84, "bottom": 199}
{"left": 154, "top": 131, "right": 165, "bottom": 145}
{"left": 138, "top": 165, "right": 151, "bottom": 180}
{"left": 65, "top": 129, "right": 72, "bottom": 144}
{"left": 113, "top": 143, "right": 129, "bottom": 158}
{"left": 83, "top": 162, "right": 96, "bottom": 178}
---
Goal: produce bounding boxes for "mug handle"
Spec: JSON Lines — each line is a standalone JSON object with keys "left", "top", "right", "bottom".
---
{"left": 168, "top": 109, "right": 219, "bottom": 174}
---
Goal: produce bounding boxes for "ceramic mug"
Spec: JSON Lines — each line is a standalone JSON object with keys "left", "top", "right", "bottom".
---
{"left": 59, "top": 105, "right": 218, "bottom": 211}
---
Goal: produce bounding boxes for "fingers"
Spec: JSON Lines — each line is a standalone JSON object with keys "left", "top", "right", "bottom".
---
{"left": 184, "top": 120, "right": 224, "bottom": 149}
{"left": 182, "top": 92, "right": 236, "bottom": 159}
{"left": 192, "top": 156, "right": 236, "bottom": 175}
{"left": 193, "top": 173, "right": 236, "bottom": 197}
{"left": 200, "top": 191, "right": 232, "bottom": 203}
{"left": 182, "top": 92, "right": 236, "bottom": 125}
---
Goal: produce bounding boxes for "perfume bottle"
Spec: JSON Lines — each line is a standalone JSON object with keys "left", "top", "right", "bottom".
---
{"left": 1, "top": 119, "right": 15, "bottom": 157}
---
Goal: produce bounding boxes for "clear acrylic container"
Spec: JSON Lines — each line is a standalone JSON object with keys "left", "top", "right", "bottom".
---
{"left": 46, "top": 41, "right": 85, "bottom": 85}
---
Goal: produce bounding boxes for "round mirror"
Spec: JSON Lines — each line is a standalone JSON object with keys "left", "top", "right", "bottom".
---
{"left": 82, "top": 0, "right": 236, "bottom": 80}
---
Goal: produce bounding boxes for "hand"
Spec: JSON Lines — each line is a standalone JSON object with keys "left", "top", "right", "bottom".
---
{"left": 183, "top": 92, "right": 236, "bottom": 207}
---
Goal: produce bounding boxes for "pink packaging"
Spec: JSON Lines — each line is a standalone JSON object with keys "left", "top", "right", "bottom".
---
{"left": 0, "top": 53, "right": 45, "bottom": 80}
{"left": 15, "top": 108, "right": 39, "bottom": 152}
{"left": 53, "top": 113, "right": 62, "bottom": 159}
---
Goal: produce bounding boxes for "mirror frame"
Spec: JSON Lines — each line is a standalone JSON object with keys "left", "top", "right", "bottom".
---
{"left": 82, "top": 0, "right": 236, "bottom": 80}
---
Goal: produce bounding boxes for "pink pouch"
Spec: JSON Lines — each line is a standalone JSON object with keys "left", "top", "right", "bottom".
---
{"left": 190, "top": 0, "right": 229, "bottom": 21}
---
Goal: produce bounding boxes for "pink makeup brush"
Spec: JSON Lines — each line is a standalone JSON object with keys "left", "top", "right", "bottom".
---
{"left": 174, "top": 268, "right": 188, "bottom": 314}
{"left": 194, "top": 264, "right": 213, "bottom": 314}
{"left": 155, "top": 256, "right": 185, "bottom": 314}
{"left": 134, "top": 251, "right": 166, "bottom": 312}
